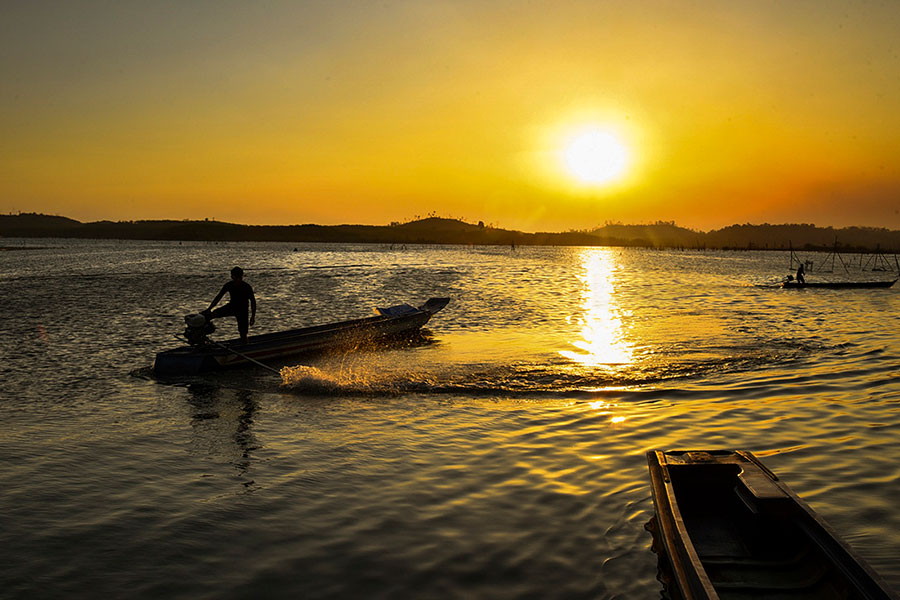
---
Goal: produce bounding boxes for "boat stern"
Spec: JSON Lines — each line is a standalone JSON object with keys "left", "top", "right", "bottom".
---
{"left": 153, "top": 349, "right": 219, "bottom": 376}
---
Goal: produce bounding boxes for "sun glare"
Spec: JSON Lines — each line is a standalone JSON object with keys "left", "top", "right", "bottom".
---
{"left": 559, "top": 249, "right": 633, "bottom": 367}
{"left": 561, "top": 127, "right": 629, "bottom": 185}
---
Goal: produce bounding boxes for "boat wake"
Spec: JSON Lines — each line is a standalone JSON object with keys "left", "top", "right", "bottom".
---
{"left": 279, "top": 363, "right": 447, "bottom": 396}
{"left": 141, "top": 335, "right": 888, "bottom": 404}
{"left": 273, "top": 338, "right": 867, "bottom": 399}
{"left": 279, "top": 364, "right": 381, "bottom": 393}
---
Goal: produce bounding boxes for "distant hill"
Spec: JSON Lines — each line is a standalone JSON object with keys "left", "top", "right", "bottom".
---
{"left": 591, "top": 221, "right": 702, "bottom": 247}
{"left": 0, "top": 214, "right": 602, "bottom": 246}
{"left": 2, "top": 213, "right": 899, "bottom": 252}
{"left": 703, "top": 223, "right": 900, "bottom": 251}
{"left": 395, "top": 217, "right": 484, "bottom": 233}
{"left": 0, "top": 213, "right": 80, "bottom": 236}
{"left": 591, "top": 221, "right": 900, "bottom": 251}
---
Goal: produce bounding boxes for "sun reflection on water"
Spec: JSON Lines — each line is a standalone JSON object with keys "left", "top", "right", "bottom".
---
{"left": 560, "top": 249, "right": 633, "bottom": 367}
{"left": 588, "top": 399, "right": 627, "bottom": 424}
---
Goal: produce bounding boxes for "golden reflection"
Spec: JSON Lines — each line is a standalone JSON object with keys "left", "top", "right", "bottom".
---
{"left": 588, "top": 399, "right": 626, "bottom": 424}
{"left": 560, "top": 249, "right": 633, "bottom": 367}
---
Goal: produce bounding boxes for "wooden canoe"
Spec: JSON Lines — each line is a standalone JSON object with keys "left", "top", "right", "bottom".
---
{"left": 647, "top": 450, "right": 898, "bottom": 600}
{"left": 153, "top": 297, "right": 450, "bottom": 376}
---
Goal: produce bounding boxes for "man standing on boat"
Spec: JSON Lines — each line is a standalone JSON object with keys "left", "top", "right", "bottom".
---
{"left": 207, "top": 267, "right": 256, "bottom": 344}
{"left": 796, "top": 262, "right": 806, "bottom": 285}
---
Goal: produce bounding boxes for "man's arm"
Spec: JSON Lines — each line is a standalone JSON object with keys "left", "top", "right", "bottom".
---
{"left": 208, "top": 284, "right": 228, "bottom": 311}
{"left": 249, "top": 290, "right": 257, "bottom": 326}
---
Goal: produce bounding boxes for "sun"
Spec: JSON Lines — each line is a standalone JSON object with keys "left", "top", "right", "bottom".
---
{"left": 561, "top": 127, "right": 630, "bottom": 185}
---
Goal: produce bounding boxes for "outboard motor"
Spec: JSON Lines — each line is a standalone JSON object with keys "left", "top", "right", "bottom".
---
{"left": 183, "top": 310, "right": 216, "bottom": 346}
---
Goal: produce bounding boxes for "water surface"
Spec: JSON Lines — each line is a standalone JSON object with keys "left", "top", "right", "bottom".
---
{"left": 2, "top": 240, "right": 898, "bottom": 598}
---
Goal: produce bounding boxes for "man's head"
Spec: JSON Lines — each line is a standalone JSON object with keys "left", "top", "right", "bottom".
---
{"left": 231, "top": 266, "right": 244, "bottom": 280}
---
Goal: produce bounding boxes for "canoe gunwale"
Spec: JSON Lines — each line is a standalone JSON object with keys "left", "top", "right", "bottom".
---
{"left": 648, "top": 450, "right": 719, "bottom": 600}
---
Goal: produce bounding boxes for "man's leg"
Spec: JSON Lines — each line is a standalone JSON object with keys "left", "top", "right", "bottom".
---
{"left": 210, "top": 303, "right": 237, "bottom": 320}
{"left": 236, "top": 312, "right": 249, "bottom": 344}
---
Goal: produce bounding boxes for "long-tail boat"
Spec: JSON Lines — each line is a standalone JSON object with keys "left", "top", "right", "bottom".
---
{"left": 154, "top": 297, "right": 450, "bottom": 376}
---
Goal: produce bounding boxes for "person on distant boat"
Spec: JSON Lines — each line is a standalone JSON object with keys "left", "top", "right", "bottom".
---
{"left": 207, "top": 266, "right": 256, "bottom": 344}
{"left": 796, "top": 263, "right": 806, "bottom": 285}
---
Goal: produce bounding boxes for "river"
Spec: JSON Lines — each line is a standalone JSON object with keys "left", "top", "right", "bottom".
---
{"left": 2, "top": 240, "right": 898, "bottom": 599}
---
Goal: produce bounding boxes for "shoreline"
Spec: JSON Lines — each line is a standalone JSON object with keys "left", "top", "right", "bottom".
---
{"left": 3, "top": 214, "right": 900, "bottom": 253}
{"left": 1, "top": 236, "right": 897, "bottom": 255}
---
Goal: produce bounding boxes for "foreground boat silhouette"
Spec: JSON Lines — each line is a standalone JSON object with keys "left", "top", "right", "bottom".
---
{"left": 647, "top": 450, "right": 898, "bottom": 600}
{"left": 782, "top": 279, "right": 896, "bottom": 289}
{"left": 154, "top": 297, "right": 450, "bottom": 376}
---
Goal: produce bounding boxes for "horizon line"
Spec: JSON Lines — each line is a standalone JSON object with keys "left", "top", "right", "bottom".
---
{"left": 5, "top": 211, "right": 900, "bottom": 236}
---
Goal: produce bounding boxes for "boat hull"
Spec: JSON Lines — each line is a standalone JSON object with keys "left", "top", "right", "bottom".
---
{"left": 783, "top": 279, "right": 896, "bottom": 289}
{"left": 154, "top": 298, "right": 449, "bottom": 376}
{"left": 647, "top": 450, "right": 898, "bottom": 600}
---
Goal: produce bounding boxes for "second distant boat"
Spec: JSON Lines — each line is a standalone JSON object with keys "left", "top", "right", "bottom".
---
{"left": 782, "top": 279, "right": 896, "bottom": 289}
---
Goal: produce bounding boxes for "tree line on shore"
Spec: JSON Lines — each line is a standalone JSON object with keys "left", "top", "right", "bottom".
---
{"left": 2, "top": 213, "right": 898, "bottom": 252}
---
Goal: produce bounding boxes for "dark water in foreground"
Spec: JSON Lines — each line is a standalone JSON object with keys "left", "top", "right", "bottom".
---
{"left": 2, "top": 240, "right": 899, "bottom": 599}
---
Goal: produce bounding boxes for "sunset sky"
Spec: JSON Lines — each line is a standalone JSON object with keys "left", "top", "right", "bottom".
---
{"left": 2, "top": 1, "right": 899, "bottom": 231}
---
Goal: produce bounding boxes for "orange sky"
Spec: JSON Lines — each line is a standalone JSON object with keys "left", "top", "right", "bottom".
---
{"left": 2, "top": 1, "right": 899, "bottom": 231}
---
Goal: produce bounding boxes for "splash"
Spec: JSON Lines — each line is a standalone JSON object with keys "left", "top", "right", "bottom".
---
{"left": 280, "top": 364, "right": 374, "bottom": 392}
{"left": 278, "top": 361, "right": 454, "bottom": 396}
